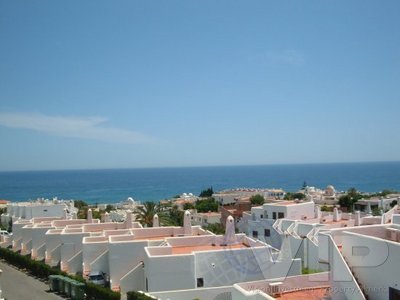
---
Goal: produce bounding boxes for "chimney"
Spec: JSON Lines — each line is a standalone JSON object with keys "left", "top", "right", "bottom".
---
{"left": 104, "top": 212, "right": 110, "bottom": 223}
{"left": 87, "top": 208, "right": 93, "bottom": 223}
{"left": 183, "top": 210, "right": 192, "bottom": 235}
{"left": 224, "top": 216, "right": 236, "bottom": 245}
{"left": 153, "top": 214, "right": 159, "bottom": 227}
{"left": 125, "top": 210, "right": 133, "bottom": 229}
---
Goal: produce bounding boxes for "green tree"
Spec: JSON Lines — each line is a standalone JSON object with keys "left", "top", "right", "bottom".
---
{"left": 199, "top": 187, "right": 214, "bottom": 198}
{"left": 320, "top": 205, "right": 333, "bottom": 212}
{"left": 250, "top": 194, "right": 265, "bottom": 205}
{"left": 183, "top": 202, "right": 195, "bottom": 210}
{"left": 74, "top": 200, "right": 88, "bottom": 210}
{"left": 195, "top": 198, "right": 218, "bottom": 213}
{"left": 105, "top": 204, "right": 114, "bottom": 212}
{"left": 284, "top": 192, "right": 306, "bottom": 200}
{"left": 169, "top": 205, "right": 184, "bottom": 226}
{"left": 134, "top": 202, "right": 169, "bottom": 227}
{"left": 338, "top": 188, "right": 362, "bottom": 211}
{"left": 302, "top": 181, "right": 308, "bottom": 189}
{"left": 203, "top": 223, "right": 225, "bottom": 234}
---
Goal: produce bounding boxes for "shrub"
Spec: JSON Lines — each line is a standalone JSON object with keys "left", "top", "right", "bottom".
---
{"left": 127, "top": 291, "right": 154, "bottom": 300}
{"left": 199, "top": 187, "right": 214, "bottom": 198}
{"left": 250, "top": 194, "right": 265, "bottom": 205}
{"left": 0, "top": 247, "right": 120, "bottom": 300}
{"left": 195, "top": 197, "right": 218, "bottom": 213}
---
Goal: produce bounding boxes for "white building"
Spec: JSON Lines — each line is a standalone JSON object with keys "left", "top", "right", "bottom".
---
{"left": 318, "top": 212, "right": 400, "bottom": 300}
{"left": 141, "top": 216, "right": 301, "bottom": 294}
{"left": 190, "top": 211, "right": 221, "bottom": 227}
{"left": 1, "top": 198, "right": 75, "bottom": 226}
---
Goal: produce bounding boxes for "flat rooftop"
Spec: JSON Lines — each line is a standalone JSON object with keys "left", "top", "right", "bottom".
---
{"left": 171, "top": 243, "right": 249, "bottom": 255}
{"left": 276, "top": 287, "right": 330, "bottom": 299}
{"left": 134, "top": 235, "right": 169, "bottom": 241}
{"left": 268, "top": 201, "right": 298, "bottom": 206}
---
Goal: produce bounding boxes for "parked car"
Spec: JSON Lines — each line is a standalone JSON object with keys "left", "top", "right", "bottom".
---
{"left": 88, "top": 271, "right": 106, "bottom": 286}
{"left": 0, "top": 230, "right": 12, "bottom": 236}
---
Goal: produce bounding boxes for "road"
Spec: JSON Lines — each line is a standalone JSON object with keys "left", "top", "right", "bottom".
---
{"left": 0, "top": 260, "right": 64, "bottom": 300}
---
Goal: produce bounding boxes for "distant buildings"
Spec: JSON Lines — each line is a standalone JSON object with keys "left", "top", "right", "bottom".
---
{"left": 3, "top": 187, "right": 400, "bottom": 300}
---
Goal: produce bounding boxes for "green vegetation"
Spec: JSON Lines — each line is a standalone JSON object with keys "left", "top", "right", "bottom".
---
{"left": 372, "top": 207, "right": 382, "bottom": 216}
{"left": 105, "top": 204, "right": 114, "bottom": 212}
{"left": 74, "top": 200, "right": 88, "bottom": 210}
{"left": 168, "top": 205, "right": 184, "bottom": 226}
{"left": 284, "top": 192, "right": 306, "bottom": 200}
{"left": 134, "top": 201, "right": 171, "bottom": 227}
{"left": 203, "top": 223, "right": 225, "bottom": 234}
{"left": 0, "top": 247, "right": 120, "bottom": 300}
{"left": 391, "top": 200, "right": 398, "bottom": 208}
{"left": 183, "top": 202, "right": 195, "bottom": 210}
{"left": 199, "top": 187, "right": 214, "bottom": 198}
{"left": 338, "top": 187, "right": 363, "bottom": 211}
{"left": 302, "top": 267, "right": 322, "bottom": 275}
{"left": 320, "top": 205, "right": 333, "bottom": 212}
{"left": 250, "top": 194, "right": 265, "bottom": 205}
{"left": 195, "top": 197, "right": 218, "bottom": 213}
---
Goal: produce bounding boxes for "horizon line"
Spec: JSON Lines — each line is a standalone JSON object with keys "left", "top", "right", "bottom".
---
{"left": 1, "top": 160, "right": 400, "bottom": 173}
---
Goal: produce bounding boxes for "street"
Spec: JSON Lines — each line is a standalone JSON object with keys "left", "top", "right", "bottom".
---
{"left": 0, "top": 260, "right": 64, "bottom": 300}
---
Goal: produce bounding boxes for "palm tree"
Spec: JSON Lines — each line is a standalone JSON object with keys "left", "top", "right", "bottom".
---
{"left": 134, "top": 201, "right": 172, "bottom": 227}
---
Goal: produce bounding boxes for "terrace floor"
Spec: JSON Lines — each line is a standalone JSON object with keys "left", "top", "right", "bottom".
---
{"left": 171, "top": 243, "right": 249, "bottom": 255}
{"left": 276, "top": 287, "right": 330, "bottom": 299}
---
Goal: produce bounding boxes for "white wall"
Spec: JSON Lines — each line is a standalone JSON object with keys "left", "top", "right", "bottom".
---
{"left": 82, "top": 238, "right": 109, "bottom": 274}
{"left": 341, "top": 231, "right": 400, "bottom": 300}
{"left": 60, "top": 233, "right": 89, "bottom": 270}
{"left": 108, "top": 240, "right": 151, "bottom": 289}
{"left": 31, "top": 226, "right": 54, "bottom": 259}
{"left": 145, "top": 254, "right": 196, "bottom": 292}
{"left": 151, "top": 286, "right": 234, "bottom": 300}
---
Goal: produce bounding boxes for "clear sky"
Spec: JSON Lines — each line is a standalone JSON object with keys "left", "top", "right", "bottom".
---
{"left": 1, "top": 1, "right": 400, "bottom": 171}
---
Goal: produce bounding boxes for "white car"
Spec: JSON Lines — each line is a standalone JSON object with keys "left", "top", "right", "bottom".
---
{"left": 88, "top": 271, "right": 106, "bottom": 286}
{"left": 0, "top": 230, "right": 11, "bottom": 236}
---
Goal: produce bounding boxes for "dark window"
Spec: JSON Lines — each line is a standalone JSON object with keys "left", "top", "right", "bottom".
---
{"left": 260, "top": 214, "right": 263, "bottom": 219}
{"left": 389, "top": 287, "right": 400, "bottom": 300}
{"left": 272, "top": 212, "right": 277, "bottom": 219}
{"left": 146, "top": 278, "right": 148, "bottom": 291}
{"left": 43, "top": 209, "right": 48, "bottom": 212}
{"left": 197, "top": 278, "right": 204, "bottom": 288}
{"left": 264, "top": 229, "right": 271, "bottom": 237}
{"left": 278, "top": 212, "right": 284, "bottom": 219}
{"left": 252, "top": 231, "right": 258, "bottom": 238}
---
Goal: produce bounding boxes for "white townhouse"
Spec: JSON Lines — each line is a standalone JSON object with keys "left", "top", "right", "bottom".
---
{"left": 1, "top": 198, "right": 75, "bottom": 225}
{"left": 82, "top": 212, "right": 212, "bottom": 293}
{"left": 140, "top": 216, "right": 302, "bottom": 294}
{"left": 318, "top": 209, "right": 400, "bottom": 300}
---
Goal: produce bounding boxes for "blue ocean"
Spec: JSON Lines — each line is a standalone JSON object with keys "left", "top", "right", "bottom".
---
{"left": 0, "top": 162, "right": 399, "bottom": 204}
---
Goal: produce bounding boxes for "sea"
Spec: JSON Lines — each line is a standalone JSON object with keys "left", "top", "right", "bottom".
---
{"left": 0, "top": 161, "right": 399, "bottom": 204}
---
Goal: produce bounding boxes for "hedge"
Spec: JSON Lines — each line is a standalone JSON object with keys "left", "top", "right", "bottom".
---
{"left": 0, "top": 247, "right": 120, "bottom": 300}
{"left": 127, "top": 291, "right": 155, "bottom": 300}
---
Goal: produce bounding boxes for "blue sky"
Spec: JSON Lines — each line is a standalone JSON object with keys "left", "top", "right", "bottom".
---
{"left": 1, "top": 1, "right": 400, "bottom": 171}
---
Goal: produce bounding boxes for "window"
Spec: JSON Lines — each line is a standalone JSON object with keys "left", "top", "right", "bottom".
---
{"left": 260, "top": 214, "right": 263, "bottom": 219}
{"left": 278, "top": 212, "right": 284, "bottom": 219}
{"left": 264, "top": 229, "right": 271, "bottom": 237}
{"left": 197, "top": 278, "right": 204, "bottom": 287}
{"left": 272, "top": 212, "right": 277, "bottom": 219}
{"left": 389, "top": 287, "right": 400, "bottom": 300}
{"left": 252, "top": 231, "right": 258, "bottom": 238}
{"left": 146, "top": 278, "right": 148, "bottom": 291}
